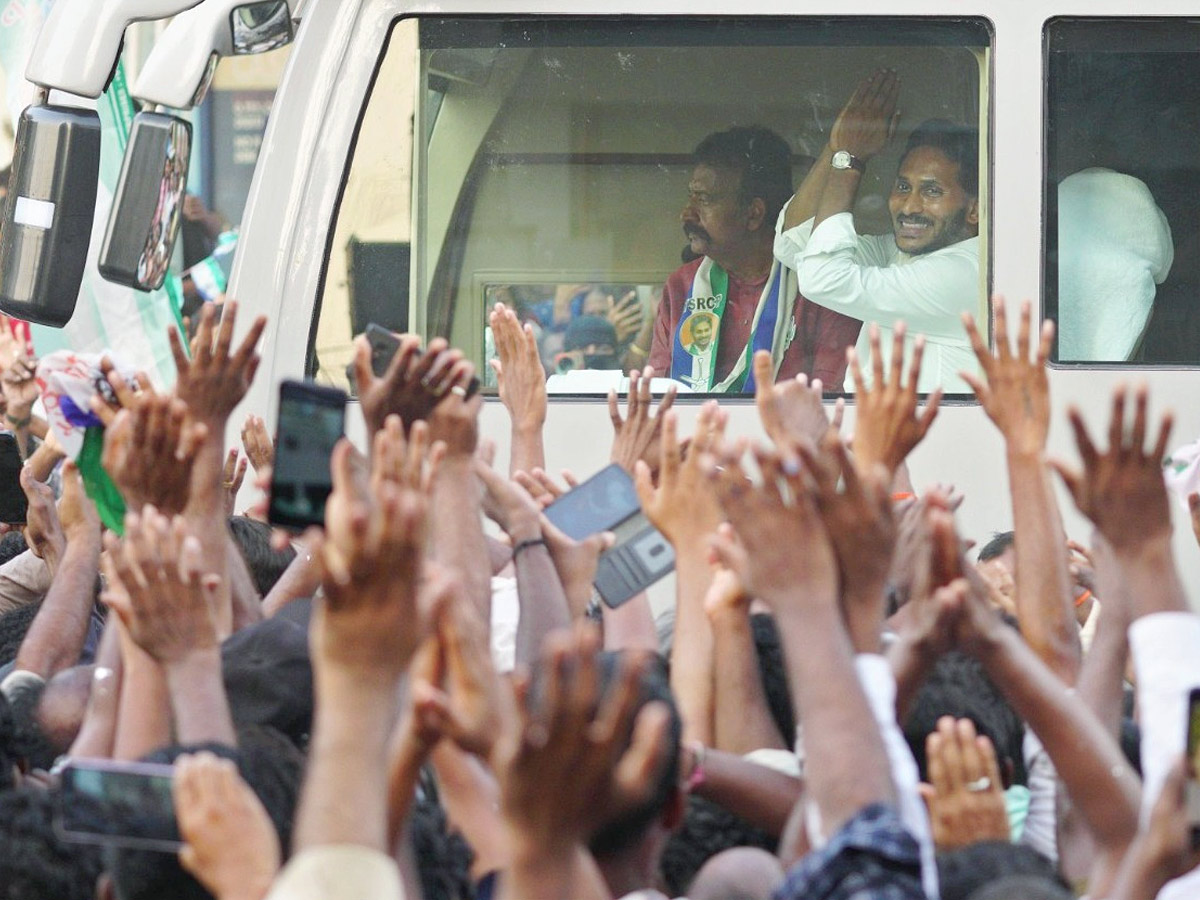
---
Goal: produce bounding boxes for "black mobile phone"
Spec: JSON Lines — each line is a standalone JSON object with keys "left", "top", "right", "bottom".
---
{"left": 0, "top": 433, "right": 27, "bottom": 525}
{"left": 594, "top": 523, "right": 675, "bottom": 609}
{"left": 1187, "top": 688, "right": 1200, "bottom": 845}
{"left": 347, "top": 324, "right": 481, "bottom": 397}
{"left": 544, "top": 463, "right": 642, "bottom": 541}
{"left": 55, "top": 760, "right": 181, "bottom": 852}
{"left": 268, "top": 379, "right": 347, "bottom": 531}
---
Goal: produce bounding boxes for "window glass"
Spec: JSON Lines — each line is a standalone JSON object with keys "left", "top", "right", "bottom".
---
{"left": 314, "top": 16, "right": 991, "bottom": 396}
{"left": 1045, "top": 18, "right": 1200, "bottom": 365}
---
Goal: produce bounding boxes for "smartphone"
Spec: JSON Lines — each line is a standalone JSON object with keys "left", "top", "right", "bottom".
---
{"left": 268, "top": 380, "right": 347, "bottom": 531}
{"left": 347, "top": 324, "right": 481, "bottom": 397}
{"left": 1187, "top": 688, "right": 1200, "bottom": 845}
{"left": 0, "top": 433, "right": 27, "bottom": 525}
{"left": 543, "top": 464, "right": 675, "bottom": 605}
{"left": 594, "top": 524, "right": 676, "bottom": 609}
{"left": 544, "top": 463, "right": 642, "bottom": 541}
{"left": 55, "top": 759, "right": 181, "bottom": 852}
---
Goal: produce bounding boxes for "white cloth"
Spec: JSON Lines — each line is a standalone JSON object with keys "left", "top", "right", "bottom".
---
{"left": 0, "top": 549, "right": 52, "bottom": 614}
{"left": 854, "top": 654, "right": 939, "bottom": 900}
{"left": 1129, "top": 612, "right": 1200, "bottom": 900}
{"left": 490, "top": 575, "right": 519, "bottom": 673}
{"left": 774, "top": 210, "right": 980, "bottom": 394}
{"left": 1019, "top": 731, "right": 1059, "bottom": 863}
{"left": 265, "top": 845, "right": 404, "bottom": 900}
{"left": 1057, "top": 168, "right": 1173, "bottom": 362}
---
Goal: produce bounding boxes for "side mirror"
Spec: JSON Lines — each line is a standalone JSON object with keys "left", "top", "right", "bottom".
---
{"left": 0, "top": 105, "right": 102, "bottom": 327}
{"left": 230, "top": 1, "right": 292, "bottom": 55}
{"left": 98, "top": 111, "right": 192, "bottom": 292}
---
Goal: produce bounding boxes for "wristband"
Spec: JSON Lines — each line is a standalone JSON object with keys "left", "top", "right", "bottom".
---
{"left": 629, "top": 343, "right": 648, "bottom": 356}
{"left": 891, "top": 492, "right": 914, "bottom": 502}
{"left": 512, "top": 537, "right": 547, "bottom": 558}
{"left": 1074, "top": 588, "right": 1093, "bottom": 608}
{"left": 5, "top": 413, "right": 31, "bottom": 429}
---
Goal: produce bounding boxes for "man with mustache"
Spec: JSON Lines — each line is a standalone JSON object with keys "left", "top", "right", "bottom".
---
{"left": 646, "top": 126, "right": 860, "bottom": 393}
{"left": 774, "top": 70, "right": 981, "bottom": 393}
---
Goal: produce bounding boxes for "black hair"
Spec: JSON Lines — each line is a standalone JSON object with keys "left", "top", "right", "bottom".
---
{"left": 976, "top": 531, "right": 1015, "bottom": 563}
{"left": 749, "top": 613, "right": 794, "bottom": 745}
{"left": 0, "top": 601, "right": 42, "bottom": 666}
{"left": 903, "top": 652, "right": 1026, "bottom": 787}
{"left": 0, "top": 531, "right": 29, "bottom": 566}
{"left": 408, "top": 794, "right": 476, "bottom": 900}
{"left": 968, "top": 875, "right": 1074, "bottom": 900}
{"left": 227, "top": 516, "right": 297, "bottom": 598}
{"left": 0, "top": 786, "right": 104, "bottom": 899}
{"left": 5, "top": 675, "right": 57, "bottom": 772}
{"left": 901, "top": 119, "right": 980, "bottom": 198}
{"left": 693, "top": 126, "right": 794, "bottom": 225}
{"left": 0, "top": 693, "right": 17, "bottom": 791}
{"left": 577, "top": 653, "right": 682, "bottom": 859}
{"left": 938, "top": 842, "right": 1068, "bottom": 900}
{"left": 110, "top": 727, "right": 303, "bottom": 900}
{"left": 659, "top": 795, "right": 776, "bottom": 898}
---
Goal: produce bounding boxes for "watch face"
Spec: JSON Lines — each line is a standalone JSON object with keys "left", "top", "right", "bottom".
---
{"left": 832, "top": 150, "right": 852, "bottom": 169}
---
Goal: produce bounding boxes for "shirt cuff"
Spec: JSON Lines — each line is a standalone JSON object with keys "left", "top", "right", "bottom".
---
{"left": 266, "top": 846, "right": 405, "bottom": 900}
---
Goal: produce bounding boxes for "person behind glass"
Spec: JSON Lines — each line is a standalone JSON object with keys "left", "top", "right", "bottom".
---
{"left": 647, "top": 126, "right": 861, "bottom": 393}
{"left": 775, "top": 69, "right": 981, "bottom": 394}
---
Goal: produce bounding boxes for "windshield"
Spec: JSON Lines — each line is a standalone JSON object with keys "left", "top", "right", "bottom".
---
{"left": 313, "top": 15, "right": 992, "bottom": 397}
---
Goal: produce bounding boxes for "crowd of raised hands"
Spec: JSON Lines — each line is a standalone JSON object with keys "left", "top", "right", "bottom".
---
{"left": 0, "top": 296, "right": 1197, "bottom": 900}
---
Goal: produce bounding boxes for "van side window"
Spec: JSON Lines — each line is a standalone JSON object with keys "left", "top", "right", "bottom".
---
{"left": 1045, "top": 18, "right": 1200, "bottom": 366}
{"left": 312, "top": 16, "right": 992, "bottom": 396}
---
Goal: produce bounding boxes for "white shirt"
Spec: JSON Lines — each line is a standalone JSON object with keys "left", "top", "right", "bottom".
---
{"left": 265, "top": 845, "right": 405, "bottom": 900}
{"left": 774, "top": 210, "right": 980, "bottom": 394}
{"left": 1129, "top": 612, "right": 1200, "bottom": 900}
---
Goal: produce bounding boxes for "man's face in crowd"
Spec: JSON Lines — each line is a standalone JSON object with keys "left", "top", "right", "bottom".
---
{"left": 888, "top": 146, "right": 979, "bottom": 255}
{"left": 690, "top": 316, "right": 713, "bottom": 350}
{"left": 681, "top": 165, "right": 751, "bottom": 264}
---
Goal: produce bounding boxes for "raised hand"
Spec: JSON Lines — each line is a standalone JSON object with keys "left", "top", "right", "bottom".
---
{"left": 489, "top": 303, "right": 547, "bottom": 438}
{"left": 20, "top": 466, "right": 64, "bottom": 569}
{"left": 829, "top": 68, "right": 901, "bottom": 162}
{"left": 1052, "top": 384, "right": 1173, "bottom": 551}
{"left": 753, "top": 350, "right": 840, "bottom": 451}
{"left": 370, "top": 416, "right": 442, "bottom": 495}
{"left": 240, "top": 414, "right": 274, "bottom": 473}
{"left": 356, "top": 332, "right": 473, "bottom": 437}
{"left": 427, "top": 368, "right": 483, "bottom": 459}
{"left": 169, "top": 302, "right": 267, "bottom": 425}
{"left": 493, "top": 625, "right": 671, "bottom": 854}
{"left": 513, "top": 467, "right": 579, "bottom": 510}
{"left": 608, "top": 290, "right": 644, "bottom": 346}
{"left": 918, "top": 717, "right": 1009, "bottom": 851}
{"left": 173, "top": 752, "right": 280, "bottom": 900}
{"left": 222, "top": 450, "right": 248, "bottom": 518}
{"left": 799, "top": 434, "right": 895, "bottom": 652}
{"left": 708, "top": 442, "right": 838, "bottom": 609}
{"left": 962, "top": 297, "right": 1054, "bottom": 456}
{"left": 310, "top": 439, "right": 430, "bottom": 682}
{"left": 101, "top": 395, "right": 207, "bottom": 515}
{"left": 634, "top": 402, "right": 727, "bottom": 548}
{"left": 609, "top": 366, "right": 677, "bottom": 477}
{"left": 101, "top": 509, "right": 222, "bottom": 665}
{"left": 849, "top": 322, "right": 941, "bottom": 478}
{"left": 57, "top": 460, "right": 100, "bottom": 545}
{"left": 89, "top": 357, "right": 158, "bottom": 427}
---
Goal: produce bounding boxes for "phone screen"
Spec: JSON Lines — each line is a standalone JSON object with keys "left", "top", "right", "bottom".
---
{"left": 1187, "top": 689, "right": 1200, "bottom": 836}
{"left": 544, "top": 463, "right": 641, "bottom": 541}
{"left": 56, "top": 761, "right": 181, "bottom": 851}
{"left": 0, "top": 433, "right": 27, "bottom": 524}
{"left": 268, "top": 380, "right": 347, "bottom": 530}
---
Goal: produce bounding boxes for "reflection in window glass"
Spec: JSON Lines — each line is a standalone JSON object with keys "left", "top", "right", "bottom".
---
{"left": 313, "top": 16, "right": 991, "bottom": 395}
{"left": 1046, "top": 19, "right": 1200, "bottom": 365}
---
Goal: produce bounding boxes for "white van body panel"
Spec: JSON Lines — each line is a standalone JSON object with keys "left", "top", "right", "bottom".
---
{"left": 229, "top": 0, "right": 1200, "bottom": 595}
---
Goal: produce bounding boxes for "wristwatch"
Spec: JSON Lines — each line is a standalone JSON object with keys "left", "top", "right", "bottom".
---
{"left": 831, "top": 149, "right": 866, "bottom": 173}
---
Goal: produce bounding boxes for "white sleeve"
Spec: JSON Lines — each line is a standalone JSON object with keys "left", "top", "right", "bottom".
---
{"left": 265, "top": 846, "right": 405, "bottom": 900}
{"left": 790, "top": 213, "right": 978, "bottom": 340}
{"left": 856, "top": 654, "right": 939, "bottom": 900}
{"left": 1128, "top": 612, "right": 1200, "bottom": 900}
{"left": 1018, "top": 731, "right": 1059, "bottom": 863}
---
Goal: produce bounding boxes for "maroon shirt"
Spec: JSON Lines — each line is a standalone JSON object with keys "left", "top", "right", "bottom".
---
{"left": 648, "top": 257, "right": 862, "bottom": 389}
